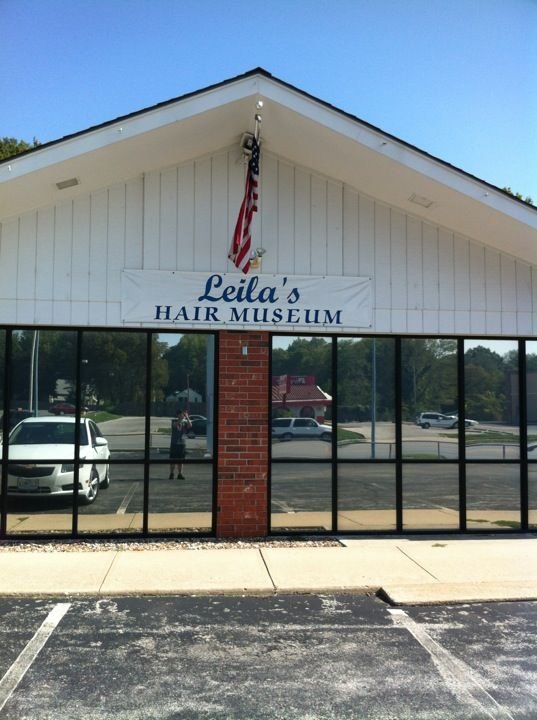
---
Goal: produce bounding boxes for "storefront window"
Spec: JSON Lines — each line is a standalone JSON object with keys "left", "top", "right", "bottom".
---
{"left": 402, "top": 463, "right": 459, "bottom": 530}
{"left": 337, "top": 338, "right": 395, "bottom": 459}
{"left": 271, "top": 463, "right": 332, "bottom": 532}
{"left": 6, "top": 330, "right": 77, "bottom": 535}
{"left": 337, "top": 463, "right": 396, "bottom": 531}
{"left": 0, "top": 328, "right": 215, "bottom": 538}
{"left": 464, "top": 340, "right": 519, "bottom": 459}
{"left": 466, "top": 464, "right": 520, "bottom": 530}
{"left": 401, "top": 338, "right": 458, "bottom": 459}
{"left": 148, "top": 333, "right": 214, "bottom": 534}
{"left": 271, "top": 336, "right": 332, "bottom": 461}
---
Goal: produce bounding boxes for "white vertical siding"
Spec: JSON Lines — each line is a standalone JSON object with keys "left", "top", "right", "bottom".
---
{"left": 35, "top": 208, "right": 55, "bottom": 323}
{"left": 0, "top": 146, "right": 534, "bottom": 335}
{"left": 276, "top": 160, "right": 294, "bottom": 273}
{"left": 17, "top": 213, "right": 37, "bottom": 323}
{"left": 422, "top": 223, "right": 438, "bottom": 333}
{"left": 326, "top": 181, "right": 343, "bottom": 276}
{"left": 342, "top": 185, "right": 359, "bottom": 276}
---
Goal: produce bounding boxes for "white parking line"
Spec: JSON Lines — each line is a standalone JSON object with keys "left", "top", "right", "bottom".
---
{"left": 116, "top": 482, "right": 138, "bottom": 514}
{"left": 0, "top": 603, "right": 71, "bottom": 712}
{"left": 388, "top": 608, "right": 515, "bottom": 720}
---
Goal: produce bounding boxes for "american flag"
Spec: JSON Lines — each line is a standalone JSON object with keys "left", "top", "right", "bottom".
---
{"left": 229, "top": 138, "right": 260, "bottom": 273}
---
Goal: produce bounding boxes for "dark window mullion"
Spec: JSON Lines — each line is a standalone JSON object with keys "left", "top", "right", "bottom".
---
{"left": 72, "top": 330, "right": 83, "bottom": 537}
{"left": 332, "top": 337, "right": 338, "bottom": 533}
{"left": 519, "top": 340, "right": 528, "bottom": 531}
{"left": 457, "top": 338, "right": 466, "bottom": 531}
{"left": 143, "top": 332, "right": 153, "bottom": 535}
{"left": 395, "top": 337, "right": 403, "bottom": 532}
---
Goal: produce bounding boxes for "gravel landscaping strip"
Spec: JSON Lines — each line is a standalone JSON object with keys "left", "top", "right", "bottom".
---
{"left": 0, "top": 537, "right": 342, "bottom": 552}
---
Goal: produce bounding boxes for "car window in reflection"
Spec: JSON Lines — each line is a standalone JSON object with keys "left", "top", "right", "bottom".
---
{"left": 10, "top": 422, "right": 89, "bottom": 445}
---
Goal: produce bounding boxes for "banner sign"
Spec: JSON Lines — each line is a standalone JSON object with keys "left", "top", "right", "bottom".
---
{"left": 121, "top": 270, "right": 371, "bottom": 331}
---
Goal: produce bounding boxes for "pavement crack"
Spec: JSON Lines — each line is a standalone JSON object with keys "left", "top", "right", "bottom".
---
{"left": 98, "top": 551, "right": 121, "bottom": 594}
{"left": 258, "top": 549, "right": 277, "bottom": 593}
{"left": 396, "top": 546, "right": 440, "bottom": 580}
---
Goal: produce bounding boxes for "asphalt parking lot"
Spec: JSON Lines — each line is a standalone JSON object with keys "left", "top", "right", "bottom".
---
{"left": 0, "top": 595, "right": 535, "bottom": 719}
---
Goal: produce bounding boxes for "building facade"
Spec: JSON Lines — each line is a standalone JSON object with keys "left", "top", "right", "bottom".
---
{"left": 1, "top": 69, "right": 536, "bottom": 539}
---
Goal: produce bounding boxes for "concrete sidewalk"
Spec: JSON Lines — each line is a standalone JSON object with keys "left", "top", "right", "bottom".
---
{"left": 0, "top": 536, "right": 536, "bottom": 605}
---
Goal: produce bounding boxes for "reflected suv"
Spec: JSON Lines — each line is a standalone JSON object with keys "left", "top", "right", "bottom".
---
{"left": 416, "top": 412, "right": 478, "bottom": 429}
{"left": 271, "top": 417, "right": 332, "bottom": 441}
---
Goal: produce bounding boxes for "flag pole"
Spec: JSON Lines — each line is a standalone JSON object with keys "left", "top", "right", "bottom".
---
{"left": 229, "top": 101, "right": 263, "bottom": 273}
{"left": 254, "top": 99, "right": 263, "bottom": 142}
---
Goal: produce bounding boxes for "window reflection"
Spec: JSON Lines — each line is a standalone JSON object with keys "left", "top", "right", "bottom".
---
{"left": 5, "top": 330, "right": 77, "bottom": 535}
{"left": 0, "top": 330, "right": 4, "bottom": 430}
{"left": 403, "top": 464, "right": 459, "bottom": 530}
{"left": 465, "top": 340, "right": 519, "bottom": 459}
{"left": 337, "top": 464, "right": 396, "bottom": 530}
{"left": 527, "top": 341, "right": 537, "bottom": 463}
{"left": 151, "top": 333, "right": 215, "bottom": 459}
{"left": 401, "top": 339, "right": 458, "bottom": 459}
{"left": 271, "top": 336, "right": 332, "bottom": 460}
{"left": 529, "top": 467, "right": 537, "bottom": 529}
{"left": 148, "top": 462, "right": 213, "bottom": 533}
{"left": 528, "top": 340, "right": 537, "bottom": 529}
{"left": 466, "top": 464, "right": 520, "bottom": 530}
{"left": 337, "top": 338, "right": 395, "bottom": 460}
{"left": 0, "top": 328, "right": 215, "bottom": 537}
{"left": 271, "top": 463, "right": 332, "bottom": 532}
{"left": 78, "top": 463, "right": 143, "bottom": 534}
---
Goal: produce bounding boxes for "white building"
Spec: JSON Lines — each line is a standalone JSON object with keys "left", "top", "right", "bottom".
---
{"left": 1, "top": 69, "right": 536, "bottom": 539}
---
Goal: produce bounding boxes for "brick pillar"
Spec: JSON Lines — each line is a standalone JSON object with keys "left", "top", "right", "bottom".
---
{"left": 216, "top": 331, "right": 269, "bottom": 538}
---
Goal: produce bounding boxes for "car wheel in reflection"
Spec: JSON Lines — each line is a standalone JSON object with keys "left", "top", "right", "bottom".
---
{"left": 321, "top": 432, "right": 332, "bottom": 442}
{"left": 99, "top": 466, "right": 110, "bottom": 489}
{"left": 281, "top": 432, "right": 293, "bottom": 441}
{"left": 80, "top": 468, "right": 99, "bottom": 505}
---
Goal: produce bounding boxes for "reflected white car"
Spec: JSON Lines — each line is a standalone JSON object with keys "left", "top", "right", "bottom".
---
{"left": 416, "top": 412, "right": 478, "bottom": 429}
{"left": 271, "top": 417, "right": 332, "bottom": 441}
{"left": 7, "top": 417, "right": 110, "bottom": 505}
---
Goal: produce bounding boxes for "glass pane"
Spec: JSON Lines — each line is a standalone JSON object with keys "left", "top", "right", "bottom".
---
{"left": 527, "top": 341, "right": 537, "bottom": 459}
{"left": 337, "top": 338, "right": 395, "bottom": 460}
{"left": 148, "top": 462, "right": 213, "bottom": 533}
{"left": 151, "top": 333, "right": 215, "bottom": 460}
{"left": 530, "top": 341, "right": 537, "bottom": 529}
{"left": 403, "top": 463, "right": 459, "bottom": 530}
{"left": 81, "top": 331, "right": 148, "bottom": 460}
{"left": 0, "top": 329, "right": 5, "bottom": 430}
{"left": 337, "top": 463, "right": 396, "bottom": 531}
{"left": 78, "top": 463, "right": 144, "bottom": 535}
{"left": 271, "top": 336, "right": 332, "bottom": 459}
{"left": 271, "top": 463, "right": 332, "bottom": 531}
{"left": 401, "top": 339, "right": 458, "bottom": 459}
{"left": 6, "top": 330, "right": 77, "bottom": 535}
{"left": 529, "top": 466, "right": 537, "bottom": 529}
{"left": 466, "top": 464, "right": 520, "bottom": 530}
{"left": 464, "top": 340, "right": 519, "bottom": 459}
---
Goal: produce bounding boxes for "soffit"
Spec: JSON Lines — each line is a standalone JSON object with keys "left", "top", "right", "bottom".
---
{"left": 1, "top": 70, "right": 535, "bottom": 265}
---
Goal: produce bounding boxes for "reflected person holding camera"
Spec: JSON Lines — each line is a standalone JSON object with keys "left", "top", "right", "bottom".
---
{"left": 169, "top": 410, "right": 192, "bottom": 479}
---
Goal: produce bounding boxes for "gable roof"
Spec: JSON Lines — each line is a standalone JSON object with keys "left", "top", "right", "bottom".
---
{"left": 1, "top": 68, "right": 535, "bottom": 264}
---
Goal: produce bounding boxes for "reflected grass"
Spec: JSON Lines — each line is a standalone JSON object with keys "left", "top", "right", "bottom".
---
{"left": 89, "top": 411, "right": 121, "bottom": 423}
{"left": 440, "top": 430, "right": 523, "bottom": 445}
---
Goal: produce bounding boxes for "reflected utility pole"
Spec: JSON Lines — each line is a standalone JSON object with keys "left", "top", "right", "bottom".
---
{"left": 29, "top": 330, "right": 40, "bottom": 416}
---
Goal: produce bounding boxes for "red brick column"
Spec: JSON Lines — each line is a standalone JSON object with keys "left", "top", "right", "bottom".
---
{"left": 216, "top": 331, "right": 269, "bottom": 537}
